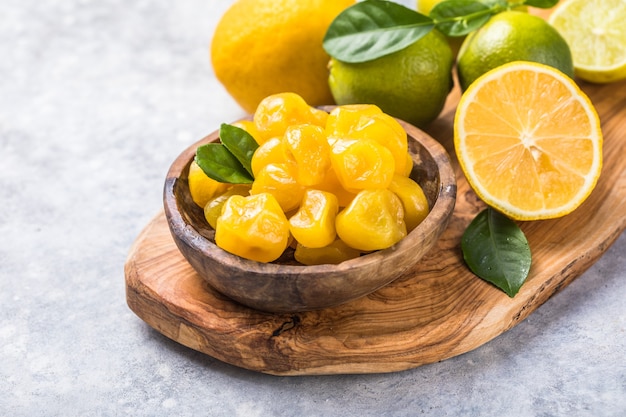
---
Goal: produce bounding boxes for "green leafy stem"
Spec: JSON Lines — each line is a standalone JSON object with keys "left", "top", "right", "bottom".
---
{"left": 323, "top": 0, "right": 559, "bottom": 63}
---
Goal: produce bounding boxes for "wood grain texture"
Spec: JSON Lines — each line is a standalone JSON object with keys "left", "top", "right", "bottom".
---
{"left": 125, "top": 76, "right": 626, "bottom": 376}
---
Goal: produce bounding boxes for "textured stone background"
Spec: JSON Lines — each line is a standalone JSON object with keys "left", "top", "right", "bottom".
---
{"left": 1, "top": 0, "right": 624, "bottom": 416}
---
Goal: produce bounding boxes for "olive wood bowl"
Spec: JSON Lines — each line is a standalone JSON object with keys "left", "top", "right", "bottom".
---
{"left": 163, "top": 115, "right": 456, "bottom": 313}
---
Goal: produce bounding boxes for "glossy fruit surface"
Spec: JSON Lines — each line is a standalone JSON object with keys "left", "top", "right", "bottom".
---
{"left": 335, "top": 189, "right": 407, "bottom": 252}
{"left": 215, "top": 193, "right": 290, "bottom": 262}
{"left": 187, "top": 160, "right": 230, "bottom": 208}
{"left": 388, "top": 175, "right": 430, "bottom": 231}
{"left": 288, "top": 189, "right": 339, "bottom": 248}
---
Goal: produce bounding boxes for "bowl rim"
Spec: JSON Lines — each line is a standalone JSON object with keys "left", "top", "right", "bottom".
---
{"left": 164, "top": 114, "right": 456, "bottom": 277}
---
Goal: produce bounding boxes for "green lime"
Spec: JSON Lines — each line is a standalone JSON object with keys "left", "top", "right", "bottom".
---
{"left": 457, "top": 11, "right": 574, "bottom": 91}
{"left": 328, "top": 30, "right": 454, "bottom": 129}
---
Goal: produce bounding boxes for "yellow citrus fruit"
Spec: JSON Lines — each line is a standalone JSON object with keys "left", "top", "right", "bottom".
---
{"left": 187, "top": 161, "right": 230, "bottom": 208}
{"left": 210, "top": 0, "right": 355, "bottom": 114}
{"left": 457, "top": 11, "right": 574, "bottom": 91}
{"left": 328, "top": 30, "right": 454, "bottom": 129}
{"left": 415, "top": 0, "right": 441, "bottom": 14}
{"left": 454, "top": 61, "right": 603, "bottom": 221}
{"left": 548, "top": 0, "right": 626, "bottom": 83}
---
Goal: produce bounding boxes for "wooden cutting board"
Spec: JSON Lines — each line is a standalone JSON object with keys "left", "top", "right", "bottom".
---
{"left": 125, "top": 75, "right": 626, "bottom": 376}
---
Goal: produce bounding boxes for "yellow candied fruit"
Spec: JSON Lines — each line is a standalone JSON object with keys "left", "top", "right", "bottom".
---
{"left": 315, "top": 166, "right": 358, "bottom": 207}
{"left": 336, "top": 189, "right": 407, "bottom": 252}
{"left": 404, "top": 152, "right": 413, "bottom": 177}
{"left": 325, "top": 104, "right": 383, "bottom": 144}
{"left": 203, "top": 184, "right": 251, "bottom": 229}
{"left": 250, "top": 137, "right": 294, "bottom": 178}
{"left": 283, "top": 124, "right": 331, "bottom": 186}
{"left": 250, "top": 162, "right": 305, "bottom": 212}
{"left": 215, "top": 193, "right": 290, "bottom": 263}
{"left": 330, "top": 138, "right": 395, "bottom": 192}
{"left": 253, "top": 92, "right": 328, "bottom": 144}
{"left": 294, "top": 239, "right": 361, "bottom": 265}
{"left": 197, "top": 93, "right": 426, "bottom": 263}
{"left": 289, "top": 189, "right": 339, "bottom": 248}
{"left": 346, "top": 113, "right": 409, "bottom": 176}
{"left": 388, "top": 175, "right": 429, "bottom": 232}
{"left": 309, "top": 106, "right": 329, "bottom": 128}
{"left": 188, "top": 160, "right": 230, "bottom": 208}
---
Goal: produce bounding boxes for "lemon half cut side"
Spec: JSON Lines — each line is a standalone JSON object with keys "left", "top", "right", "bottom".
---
{"left": 549, "top": 0, "right": 626, "bottom": 83}
{"left": 454, "top": 61, "right": 603, "bottom": 220}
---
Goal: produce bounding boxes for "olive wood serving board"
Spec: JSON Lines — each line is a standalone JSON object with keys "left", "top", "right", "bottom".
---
{"left": 125, "top": 75, "right": 626, "bottom": 376}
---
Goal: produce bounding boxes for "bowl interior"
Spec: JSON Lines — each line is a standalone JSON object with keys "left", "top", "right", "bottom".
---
{"left": 164, "top": 117, "right": 456, "bottom": 313}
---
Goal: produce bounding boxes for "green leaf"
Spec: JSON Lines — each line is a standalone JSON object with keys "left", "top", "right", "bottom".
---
{"left": 479, "top": 0, "right": 508, "bottom": 7}
{"left": 431, "top": 0, "right": 493, "bottom": 37}
{"left": 219, "top": 123, "right": 258, "bottom": 176}
{"left": 195, "top": 143, "right": 254, "bottom": 184}
{"left": 323, "top": 0, "right": 434, "bottom": 63}
{"left": 523, "top": 0, "right": 559, "bottom": 8}
{"left": 461, "top": 208, "right": 531, "bottom": 297}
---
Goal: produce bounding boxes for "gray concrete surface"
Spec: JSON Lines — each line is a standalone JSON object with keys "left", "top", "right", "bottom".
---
{"left": 1, "top": 1, "right": 624, "bottom": 416}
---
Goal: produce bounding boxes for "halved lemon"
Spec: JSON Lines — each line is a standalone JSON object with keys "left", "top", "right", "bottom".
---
{"left": 548, "top": 0, "right": 626, "bottom": 83}
{"left": 454, "top": 61, "right": 603, "bottom": 220}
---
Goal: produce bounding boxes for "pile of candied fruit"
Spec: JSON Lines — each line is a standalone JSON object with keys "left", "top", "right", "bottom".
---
{"left": 188, "top": 92, "right": 430, "bottom": 264}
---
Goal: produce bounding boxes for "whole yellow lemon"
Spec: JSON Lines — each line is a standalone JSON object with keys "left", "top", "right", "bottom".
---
{"left": 211, "top": 0, "right": 355, "bottom": 114}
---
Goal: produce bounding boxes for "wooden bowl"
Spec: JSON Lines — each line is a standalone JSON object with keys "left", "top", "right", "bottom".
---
{"left": 163, "top": 117, "right": 456, "bottom": 313}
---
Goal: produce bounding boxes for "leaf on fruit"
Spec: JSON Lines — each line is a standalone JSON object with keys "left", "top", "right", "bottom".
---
{"left": 219, "top": 123, "right": 258, "bottom": 177}
{"left": 323, "top": 0, "right": 434, "bottom": 63}
{"left": 430, "top": 0, "right": 492, "bottom": 37}
{"left": 195, "top": 143, "right": 254, "bottom": 184}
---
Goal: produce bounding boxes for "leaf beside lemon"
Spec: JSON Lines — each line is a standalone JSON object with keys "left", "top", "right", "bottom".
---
{"left": 454, "top": 61, "right": 603, "bottom": 221}
{"left": 548, "top": 0, "right": 626, "bottom": 83}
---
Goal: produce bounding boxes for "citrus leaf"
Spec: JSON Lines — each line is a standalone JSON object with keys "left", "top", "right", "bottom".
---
{"left": 523, "top": 0, "right": 559, "bottom": 8}
{"left": 195, "top": 143, "right": 254, "bottom": 184}
{"left": 323, "top": 0, "right": 434, "bottom": 63}
{"left": 479, "top": 0, "right": 508, "bottom": 7}
{"left": 219, "top": 123, "right": 258, "bottom": 177}
{"left": 461, "top": 208, "right": 531, "bottom": 297}
{"left": 431, "top": 0, "right": 493, "bottom": 37}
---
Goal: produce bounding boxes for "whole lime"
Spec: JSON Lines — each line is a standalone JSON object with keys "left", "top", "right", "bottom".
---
{"left": 328, "top": 30, "right": 454, "bottom": 129}
{"left": 457, "top": 11, "right": 574, "bottom": 91}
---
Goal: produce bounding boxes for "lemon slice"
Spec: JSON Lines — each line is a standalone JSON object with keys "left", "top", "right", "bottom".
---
{"left": 548, "top": 0, "right": 626, "bottom": 83}
{"left": 454, "top": 61, "right": 603, "bottom": 220}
